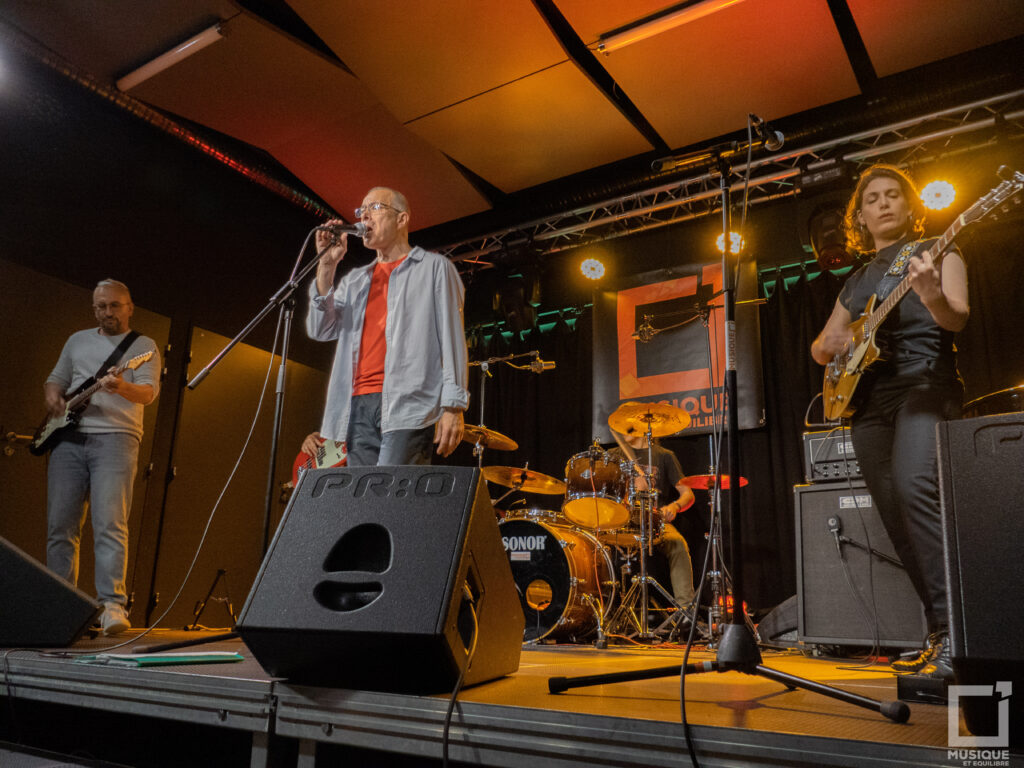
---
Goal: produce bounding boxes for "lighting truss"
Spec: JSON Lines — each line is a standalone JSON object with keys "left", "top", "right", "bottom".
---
{"left": 440, "top": 89, "right": 1024, "bottom": 269}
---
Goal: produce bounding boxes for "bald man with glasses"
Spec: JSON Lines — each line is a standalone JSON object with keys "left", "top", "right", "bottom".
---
{"left": 306, "top": 187, "right": 468, "bottom": 466}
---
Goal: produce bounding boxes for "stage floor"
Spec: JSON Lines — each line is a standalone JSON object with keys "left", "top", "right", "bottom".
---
{"left": 0, "top": 629, "right": 1002, "bottom": 768}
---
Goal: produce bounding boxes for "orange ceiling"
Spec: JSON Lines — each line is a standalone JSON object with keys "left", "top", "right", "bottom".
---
{"left": 1, "top": 0, "right": 1021, "bottom": 232}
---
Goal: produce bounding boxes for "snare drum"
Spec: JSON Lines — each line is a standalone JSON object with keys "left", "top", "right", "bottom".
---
{"left": 499, "top": 518, "right": 615, "bottom": 642}
{"left": 562, "top": 450, "right": 630, "bottom": 529}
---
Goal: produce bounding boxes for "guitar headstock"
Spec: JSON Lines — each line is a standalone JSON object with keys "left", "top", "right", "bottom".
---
{"left": 961, "top": 167, "right": 1024, "bottom": 226}
{"left": 123, "top": 350, "right": 154, "bottom": 371}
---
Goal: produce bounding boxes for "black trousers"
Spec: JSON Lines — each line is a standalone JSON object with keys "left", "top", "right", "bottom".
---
{"left": 849, "top": 365, "right": 962, "bottom": 636}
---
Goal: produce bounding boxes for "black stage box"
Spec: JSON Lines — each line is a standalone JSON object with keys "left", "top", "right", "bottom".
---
{"left": 938, "top": 413, "right": 1024, "bottom": 742}
{"left": 0, "top": 535, "right": 101, "bottom": 647}
{"left": 237, "top": 465, "right": 524, "bottom": 693}
{"left": 794, "top": 482, "right": 925, "bottom": 647}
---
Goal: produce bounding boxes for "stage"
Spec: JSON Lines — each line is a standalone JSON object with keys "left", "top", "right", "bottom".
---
{"left": 0, "top": 629, "right": 983, "bottom": 768}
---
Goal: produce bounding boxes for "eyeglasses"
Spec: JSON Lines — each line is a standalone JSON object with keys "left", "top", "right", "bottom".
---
{"left": 354, "top": 201, "right": 403, "bottom": 219}
{"left": 93, "top": 302, "right": 127, "bottom": 312}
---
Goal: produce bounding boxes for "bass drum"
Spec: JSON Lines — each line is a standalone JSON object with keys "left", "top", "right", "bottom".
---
{"left": 499, "top": 518, "right": 615, "bottom": 643}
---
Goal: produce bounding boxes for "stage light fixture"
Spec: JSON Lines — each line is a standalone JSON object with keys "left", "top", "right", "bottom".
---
{"left": 581, "top": 258, "right": 606, "bottom": 280}
{"left": 716, "top": 231, "right": 744, "bottom": 255}
{"left": 596, "top": 0, "right": 746, "bottom": 54}
{"left": 808, "top": 206, "right": 853, "bottom": 270}
{"left": 116, "top": 24, "right": 224, "bottom": 91}
{"left": 920, "top": 180, "right": 956, "bottom": 210}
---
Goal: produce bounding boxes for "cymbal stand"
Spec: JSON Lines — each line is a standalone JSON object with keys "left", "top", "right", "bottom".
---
{"left": 608, "top": 422, "right": 678, "bottom": 640}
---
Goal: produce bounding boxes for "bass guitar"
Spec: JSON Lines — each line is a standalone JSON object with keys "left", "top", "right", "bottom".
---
{"left": 823, "top": 167, "right": 1022, "bottom": 421}
{"left": 30, "top": 350, "right": 155, "bottom": 455}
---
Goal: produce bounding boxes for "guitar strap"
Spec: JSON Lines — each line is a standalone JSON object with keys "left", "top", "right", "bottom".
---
{"left": 66, "top": 330, "right": 141, "bottom": 398}
{"left": 873, "top": 239, "right": 929, "bottom": 302}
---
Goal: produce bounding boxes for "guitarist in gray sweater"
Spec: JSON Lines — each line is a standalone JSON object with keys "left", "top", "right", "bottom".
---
{"left": 42, "top": 279, "right": 160, "bottom": 636}
{"left": 811, "top": 164, "right": 969, "bottom": 681}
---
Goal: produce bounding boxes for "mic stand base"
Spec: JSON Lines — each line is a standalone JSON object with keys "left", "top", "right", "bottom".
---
{"left": 547, "top": 624, "right": 911, "bottom": 723}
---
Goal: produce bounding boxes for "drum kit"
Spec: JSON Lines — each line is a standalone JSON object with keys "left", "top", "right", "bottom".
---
{"left": 469, "top": 400, "right": 729, "bottom": 646}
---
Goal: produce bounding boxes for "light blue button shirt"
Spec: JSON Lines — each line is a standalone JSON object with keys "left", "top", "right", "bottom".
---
{"left": 307, "top": 246, "right": 470, "bottom": 442}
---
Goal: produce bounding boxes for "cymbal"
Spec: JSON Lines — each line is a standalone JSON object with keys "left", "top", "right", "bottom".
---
{"left": 681, "top": 474, "right": 748, "bottom": 490}
{"left": 482, "top": 466, "right": 566, "bottom": 495}
{"left": 608, "top": 401, "right": 691, "bottom": 437}
{"left": 462, "top": 424, "right": 518, "bottom": 451}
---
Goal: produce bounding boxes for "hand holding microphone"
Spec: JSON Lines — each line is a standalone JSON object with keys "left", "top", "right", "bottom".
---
{"left": 314, "top": 220, "right": 364, "bottom": 270}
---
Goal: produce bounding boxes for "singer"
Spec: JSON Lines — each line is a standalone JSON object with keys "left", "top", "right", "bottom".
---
{"left": 811, "top": 165, "right": 969, "bottom": 680}
{"left": 306, "top": 187, "right": 469, "bottom": 466}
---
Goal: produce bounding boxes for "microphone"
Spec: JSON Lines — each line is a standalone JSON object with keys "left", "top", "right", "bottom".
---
{"left": 827, "top": 516, "right": 843, "bottom": 559}
{"left": 315, "top": 222, "right": 366, "bottom": 239}
{"left": 529, "top": 357, "right": 556, "bottom": 373}
{"left": 749, "top": 113, "right": 784, "bottom": 152}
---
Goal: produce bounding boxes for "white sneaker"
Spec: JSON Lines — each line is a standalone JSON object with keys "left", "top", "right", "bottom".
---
{"left": 101, "top": 602, "right": 131, "bottom": 636}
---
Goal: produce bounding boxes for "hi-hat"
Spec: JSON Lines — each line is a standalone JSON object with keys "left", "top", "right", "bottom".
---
{"left": 608, "top": 401, "right": 691, "bottom": 437}
{"left": 462, "top": 424, "right": 518, "bottom": 451}
{"left": 482, "top": 466, "right": 566, "bottom": 495}
{"left": 682, "top": 473, "right": 748, "bottom": 490}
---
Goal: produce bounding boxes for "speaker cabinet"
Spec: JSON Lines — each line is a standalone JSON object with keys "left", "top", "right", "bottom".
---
{"left": 938, "top": 413, "right": 1024, "bottom": 741}
{"left": 237, "top": 466, "right": 524, "bottom": 693}
{"left": 0, "top": 535, "right": 101, "bottom": 647}
{"left": 794, "top": 482, "right": 926, "bottom": 647}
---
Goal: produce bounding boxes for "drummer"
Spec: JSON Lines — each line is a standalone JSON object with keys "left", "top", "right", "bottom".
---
{"left": 608, "top": 431, "right": 697, "bottom": 612}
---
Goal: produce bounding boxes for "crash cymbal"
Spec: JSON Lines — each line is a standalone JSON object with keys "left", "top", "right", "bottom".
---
{"left": 482, "top": 466, "right": 566, "bottom": 495}
{"left": 462, "top": 424, "right": 518, "bottom": 451}
{"left": 681, "top": 473, "right": 748, "bottom": 490}
{"left": 608, "top": 401, "right": 691, "bottom": 437}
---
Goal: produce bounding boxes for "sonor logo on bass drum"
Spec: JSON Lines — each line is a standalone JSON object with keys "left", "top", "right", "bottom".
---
{"left": 502, "top": 536, "right": 548, "bottom": 552}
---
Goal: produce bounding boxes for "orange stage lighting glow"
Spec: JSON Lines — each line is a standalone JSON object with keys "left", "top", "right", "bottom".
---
{"left": 921, "top": 180, "right": 957, "bottom": 210}
{"left": 581, "top": 258, "right": 606, "bottom": 280}
{"left": 716, "top": 231, "right": 744, "bottom": 254}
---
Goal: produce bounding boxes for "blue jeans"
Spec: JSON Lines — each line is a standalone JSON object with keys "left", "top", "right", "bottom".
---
{"left": 46, "top": 432, "right": 140, "bottom": 606}
{"left": 346, "top": 393, "right": 433, "bottom": 466}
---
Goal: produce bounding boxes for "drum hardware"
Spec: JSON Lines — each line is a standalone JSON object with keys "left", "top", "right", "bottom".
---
{"left": 603, "top": 406, "right": 692, "bottom": 641}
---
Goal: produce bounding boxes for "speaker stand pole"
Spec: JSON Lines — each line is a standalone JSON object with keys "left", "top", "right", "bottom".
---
{"left": 547, "top": 148, "right": 910, "bottom": 724}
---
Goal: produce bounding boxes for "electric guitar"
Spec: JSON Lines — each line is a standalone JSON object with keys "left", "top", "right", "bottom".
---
{"left": 822, "top": 167, "right": 1023, "bottom": 421}
{"left": 30, "top": 350, "right": 155, "bottom": 455}
{"left": 288, "top": 438, "right": 347, "bottom": 488}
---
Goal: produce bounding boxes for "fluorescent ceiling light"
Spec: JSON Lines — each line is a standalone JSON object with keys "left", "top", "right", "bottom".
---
{"left": 597, "top": 0, "right": 747, "bottom": 54}
{"left": 117, "top": 24, "right": 224, "bottom": 91}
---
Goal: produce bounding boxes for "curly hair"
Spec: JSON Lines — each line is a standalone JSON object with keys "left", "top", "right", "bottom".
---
{"left": 842, "top": 164, "right": 925, "bottom": 253}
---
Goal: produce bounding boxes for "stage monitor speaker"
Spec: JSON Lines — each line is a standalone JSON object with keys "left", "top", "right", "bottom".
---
{"left": 0, "top": 535, "right": 101, "bottom": 647}
{"left": 938, "top": 413, "right": 1024, "bottom": 743}
{"left": 236, "top": 465, "right": 525, "bottom": 693}
{"left": 794, "top": 482, "right": 926, "bottom": 647}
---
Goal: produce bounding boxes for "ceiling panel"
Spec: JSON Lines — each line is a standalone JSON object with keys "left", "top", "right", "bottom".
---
{"left": 406, "top": 61, "right": 654, "bottom": 194}
{"left": 556, "top": 0, "right": 860, "bottom": 149}
{"left": 847, "top": 0, "right": 1024, "bottom": 78}
{"left": 272, "top": 103, "right": 491, "bottom": 230}
{"left": 0, "top": 0, "right": 236, "bottom": 81}
{"left": 286, "top": 0, "right": 569, "bottom": 123}
{"left": 121, "top": 12, "right": 488, "bottom": 227}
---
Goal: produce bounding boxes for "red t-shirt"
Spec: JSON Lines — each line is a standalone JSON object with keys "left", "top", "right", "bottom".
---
{"left": 352, "top": 257, "right": 405, "bottom": 395}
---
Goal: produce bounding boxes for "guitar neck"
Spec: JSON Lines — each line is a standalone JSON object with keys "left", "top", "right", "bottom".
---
{"left": 863, "top": 218, "right": 963, "bottom": 335}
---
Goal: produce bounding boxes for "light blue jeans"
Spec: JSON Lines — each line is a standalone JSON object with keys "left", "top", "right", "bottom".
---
{"left": 46, "top": 432, "right": 140, "bottom": 606}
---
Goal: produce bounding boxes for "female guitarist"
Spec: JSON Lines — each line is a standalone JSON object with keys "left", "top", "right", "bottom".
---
{"left": 811, "top": 164, "right": 969, "bottom": 680}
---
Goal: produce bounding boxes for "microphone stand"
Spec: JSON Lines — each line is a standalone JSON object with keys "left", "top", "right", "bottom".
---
{"left": 140, "top": 231, "right": 330, "bottom": 655}
{"left": 548, "top": 150, "right": 910, "bottom": 725}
